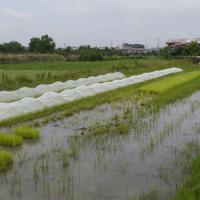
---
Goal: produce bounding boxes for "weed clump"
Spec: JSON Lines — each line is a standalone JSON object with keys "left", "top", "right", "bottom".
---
{"left": 0, "top": 151, "right": 13, "bottom": 170}
{"left": 0, "top": 133, "right": 23, "bottom": 147}
{"left": 14, "top": 126, "right": 40, "bottom": 139}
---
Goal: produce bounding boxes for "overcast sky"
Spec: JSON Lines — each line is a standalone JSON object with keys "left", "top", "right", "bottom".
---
{"left": 0, "top": 0, "right": 199, "bottom": 48}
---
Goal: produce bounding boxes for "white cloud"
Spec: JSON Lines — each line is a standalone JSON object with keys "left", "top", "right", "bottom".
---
{"left": 0, "top": 0, "right": 200, "bottom": 47}
{"left": 1, "top": 8, "right": 33, "bottom": 19}
{"left": 0, "top": 24, "right": 10, "bottom": 31}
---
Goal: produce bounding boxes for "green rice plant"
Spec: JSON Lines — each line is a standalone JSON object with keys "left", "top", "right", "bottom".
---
{"left": 0, "top": 133, "right": 23, "bottom": 147}
{"left": 172, "top": 154, "right": 200, "bottom": 200}
{"left": 62, "top": 152, "right": 69, "bottom": 167}
{"left": 0, "top": 151, "right": 13, "bottom": 170}
{"left": 14, "top": 126, "right": 40, "bottom": 139}
{"left": 139, "top": 71, "right": 200, "bottom": 93}
{"left": 1, "top": 62, "right": 200, "bottom": 127}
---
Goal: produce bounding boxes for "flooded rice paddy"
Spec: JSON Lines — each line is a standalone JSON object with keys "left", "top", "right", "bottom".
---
{"left": 0, "top": 91, "right": 200, "bottom": 200}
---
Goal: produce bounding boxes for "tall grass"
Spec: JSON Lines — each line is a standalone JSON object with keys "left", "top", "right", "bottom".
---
{"left": 0, "top": 53, "right": 66, "bottom": 64}
{"left": 0, "top": 70, "right": 72, "bottom": 91}
{"left": 0, "top": 58, "right": 199, "bottom": 91}
{"left": 0, "top": 151, "right": 13, "bottom": 170}
{"left": 14, "top": 126, "right": 40, "bottom": 139}
{"left": 0, "top": 133, "right": 23, "bottom": 147}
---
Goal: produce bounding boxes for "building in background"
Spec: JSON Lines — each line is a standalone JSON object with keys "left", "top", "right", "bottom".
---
{"left": 166, "top": 38, "right": 200, "bottom": 50}
{"left": 117, "top": 43, "right": 145, "bottom": 55}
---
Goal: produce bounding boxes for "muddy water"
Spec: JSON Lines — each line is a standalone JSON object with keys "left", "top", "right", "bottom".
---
{"left": 0, "top": 91, "right": 200, "bottom": 200}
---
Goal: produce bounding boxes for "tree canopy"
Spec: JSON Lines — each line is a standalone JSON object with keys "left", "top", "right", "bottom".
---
{"left": 123, "top": 43, "right": 145, "bottom": 49}
{"left": 28, "top": 34, "right": 56, "bottom": 53}
{"left": 79, "top": 45, "right": 103, "bottom": 61}
{"left": 182, "top": 42, "right": 200, "bottom": 56}
{"left": 158, "top": 46, "right": 172, "bottom": 59}
{"left": 0, "top": 41, "right": 25, "bottom": 53}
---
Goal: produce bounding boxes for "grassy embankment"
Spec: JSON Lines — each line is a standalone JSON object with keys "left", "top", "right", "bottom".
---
{"left": 0, "top": 58, "right": 199, "bottom": 128}
{"left": 0, "top": 57, "right": 198, "bottom": 91}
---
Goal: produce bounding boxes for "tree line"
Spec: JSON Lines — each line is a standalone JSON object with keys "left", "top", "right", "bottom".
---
{"left": 0, "top": 34, "right": 126, "bottom": 61}
{"left": 0, "top": 34, "right": 55, "bottom": 54}
{"left": 0, "top": 34, "right": 159, "bottom": 61}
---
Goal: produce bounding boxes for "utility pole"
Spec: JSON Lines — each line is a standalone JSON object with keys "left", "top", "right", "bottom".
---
{"left": 111, "top": 40, "right": 113, "bottom": 48}
{"left": 157, "top": 37, "right": 160, "bottom": 49}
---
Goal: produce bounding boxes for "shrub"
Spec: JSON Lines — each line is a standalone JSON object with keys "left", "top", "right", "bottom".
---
{"left": 0, "top": 151, "right": 13, "bottom": 170}
{"left": 0, "top": 133, "right": 23, "bottom": 147}
{"left": 14, "top": 126, "right": 40, "bottom": 139}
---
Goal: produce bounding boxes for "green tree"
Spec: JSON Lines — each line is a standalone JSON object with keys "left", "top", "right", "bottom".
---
{"left": 0, "top": 41, "right": 25, "bottom": 53}
{"left": 158, "top": 46, "right": 172, "bottom": 59}
{"left": 28, "top": 37, "right": 41, "bottom": 53}
{"left": 40, "top": 35, "right": 56, "bottom": 53}
{"left": 79, "top": 48, "right": 103, "bottom": 61}
{"left": 65, "top": 46, "right": 72, "bottom": 54}
{"left": 28, "top": 35, "right": 56, "bottom": 53}
{"left": 123, "top": 43, "right": 145, "bottom": 49}
{"left": 182, "top": 42, "right": 200, "bottom": 56}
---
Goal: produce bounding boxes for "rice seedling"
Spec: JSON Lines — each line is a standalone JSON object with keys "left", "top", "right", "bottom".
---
{"left": 33, "top": 162, "right": 39, "bottom": 182}
{"left": 14, "top": 126, "right": 40, "bottom": 139}
{"left": 61, "top": 152, "right": 69, "bottom": 167}
{"left": 172, "top": 148, "right": 200, "bottom": 200}
{"left": 0, "top": 151, "right": 13, "bottom": 170}
{"left": 139, "top": 70, "right": 200, "bottom": 93}
{"left": 1, "top": 65, "right": 200, "bottom": 128}
{"left": 134, "top": 188, "right": 159, "bottom": 200}
{"left": 0, "top": 133, "right": 23, "bottom": 147}
{"left": 114, "top": 121, "right": 130, "bottom": 135}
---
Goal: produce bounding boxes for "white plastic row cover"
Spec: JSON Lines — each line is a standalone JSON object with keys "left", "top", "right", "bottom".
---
{"left": 0, "top": 72, "right": 125, "bottom": 103}
{"left": 0, "top": 68, "right": 182, "bottom": 122}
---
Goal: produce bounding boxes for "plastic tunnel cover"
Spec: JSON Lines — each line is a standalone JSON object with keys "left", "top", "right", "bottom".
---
{"left": 0, "top": 68, "right": 183, "bottom": 122}
{"left": 0, "top": 72, "right": 125, "bottom": 103}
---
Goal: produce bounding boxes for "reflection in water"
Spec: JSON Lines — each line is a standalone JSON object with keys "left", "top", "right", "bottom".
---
{"left": 0, "top": 91, "right": 199, "bottom": 200}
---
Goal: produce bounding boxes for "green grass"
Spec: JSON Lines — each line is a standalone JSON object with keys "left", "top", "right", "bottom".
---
{"left": 0, "top": 151, "right": 13, "bottom": 170}
{"left": 172, "top": 154, "right": 200, "bottom": 200}
{"left": 0, "top": 58, "right": 199, "bottom": 91}
{"left": 0, "top": 69, "right": 200, "bottom": 128}
{"left": 143, "top": 73, "right": 200, "bottom": 114}
{"left": 14, "top": 126, "right": 40, "bottom": 139}
{"left": 0, "top": 59, "right": 199, "bottom": 127}
{"left": 139, "top": 71, "right": 200, "bottom": 93}
{"left": 0, "top": 133, "right": 23, "bottom": 147}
